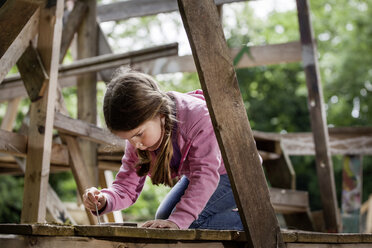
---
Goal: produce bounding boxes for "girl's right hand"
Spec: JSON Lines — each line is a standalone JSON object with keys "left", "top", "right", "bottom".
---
{"left": 83, "top": 187, "right": 107, "bottom": 212}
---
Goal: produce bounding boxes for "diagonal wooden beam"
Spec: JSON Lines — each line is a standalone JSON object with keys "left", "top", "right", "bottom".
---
{"left": 54, "top": 112, "right": 126, "bottom": 148}
{"left": 97, "top": 0, "right": 250, "bottom": 22}
{"left": 17, "top": 44, "right": 49, "bottom": 101}
{"left": 61, "top": 134, "right": 97, "bottom": 225}
{"left": 21, "top": 0, "right": 64, "bottom": 224}
{"left": 177, "top": 0, "right": 283, "bottom": 247}
{"left": 59, "top": 1, "right": 88, "bottom": 63}
{"left": 296, "top": 0, "right": 340, "bottom": 232}
{"left": 0, "top": 0, "right": 40, "bottom": 83}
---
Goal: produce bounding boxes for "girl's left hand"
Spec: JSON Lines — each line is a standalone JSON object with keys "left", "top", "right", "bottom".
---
{"left": 141, "top": 219, "right": 179, "bottom": 229}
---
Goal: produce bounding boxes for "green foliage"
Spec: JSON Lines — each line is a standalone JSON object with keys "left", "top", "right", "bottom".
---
{"left": 0, "top": 175, "right": 23, "bottom": 223}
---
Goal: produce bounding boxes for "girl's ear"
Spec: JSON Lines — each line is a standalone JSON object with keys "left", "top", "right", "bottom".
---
{"left": 160, "top": 115, "right": 165, "bottom": 126}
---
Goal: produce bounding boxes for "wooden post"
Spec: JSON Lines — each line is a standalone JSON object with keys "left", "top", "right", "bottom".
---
{"left": 62, "top": 135, "right": 97, "bottom": 225}
{"left": 177, "top": 0, "right": 284, "bottom": 247}
{"left": 1, "top": 97, "right": 22, "bottom": 131}
{"left": 21, "top": 0, "right": 64, "bottom": 223}
{"left": 341, "top": 155, "right": 363, "bottom": 232}
{"left": 296, "top": 0, "right": 341, "bottom": 232}
{"left": 77, "top": 0, "right": 98, "bottom": 186}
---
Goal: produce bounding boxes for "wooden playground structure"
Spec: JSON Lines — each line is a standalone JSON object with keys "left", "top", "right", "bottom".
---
{"left": 0, "top": 0, "right": 371, "bottom": 247}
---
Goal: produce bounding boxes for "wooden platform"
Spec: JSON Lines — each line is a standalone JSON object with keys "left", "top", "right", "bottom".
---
{"left": 0, "top": 224, "right": 371, "bottom": 247}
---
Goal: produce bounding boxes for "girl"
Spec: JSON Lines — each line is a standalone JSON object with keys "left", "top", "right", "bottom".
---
{"left": 83, "top": 68, "right": 243, "bottom": 230}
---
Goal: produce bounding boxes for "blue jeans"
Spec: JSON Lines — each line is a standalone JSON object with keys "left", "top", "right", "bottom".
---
{"left": 155, "top": 174, "right": 243, "bottom": 230}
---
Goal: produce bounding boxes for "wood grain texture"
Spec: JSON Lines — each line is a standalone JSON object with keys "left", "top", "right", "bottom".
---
{"left": 21, "top": 0, "right": 64, "bottom": 224}
{"left": 0, "top": 0, "right": 39, "bottom": 83}
{"left": 17, "top": 44, "right": 49, "bottom": 101}
{"left": 62, "top": 135, "right": 97, "bottom": 225}
{"left": 177, "top": 0, "right": 283, "bottom": 247}
{"left": 296, "top": 0, "right": 340, "bottom": 232}
{"left": 97, "top": 0, "right": 249, "bottom": 22}
{"left": 59, "top": 1, "right": 88, "bottom": 62}
{"left": 54, "top": 112, "right": 126, "bottom": 148}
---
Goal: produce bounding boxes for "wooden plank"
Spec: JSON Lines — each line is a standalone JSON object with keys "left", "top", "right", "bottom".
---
{"left": 134, "top": 41, "right": 302, "bottom": 75}
{"left": 261, "top": 141, "right": 296, "bottom": 189}
{"left": 97, "top": 0, "right": 249, "bottom": 22}
{"left": 296, "top": 0, "right": 340, "bottom": 232}
{"left": 54, "top": 112, "right": 126, "bottom": 148}
{"left": 17, "top": 44, "right": 49, "bottom": 101}
{"left": 0, "top": 0, "right": 40, "bottom": 83}
{"left": 341, "top": 155, "right": 363, "bottom": 233}
{"left": 177, "top": 0, "right": 283, "bottom": 247}
{"left": 59, "top": 1, "right": 88, "bottom": 62}
{"left": 21, "top": 0, "right": 64, "bottom": 224}
{"left": 62, "top": 135, "right": 97, "bottom": 225}
{"left": 1, "top": 43, "right": 179, "bottom": 88}
{"left": 0, "top": 235, "right": 227, "bottom": 248}
{"left": 97, "top": 24, "right": 114, "bottom": 82}
{"left": 1, "top": 97, "right": 22, "bottom": 131}
{"left": 76, "top": 0, "right": 99, "bottom": 186}
{"left": 0, "top": 129, "right": 27, "bottom": 156}
{"left": 270, "top": 188, "right": 308, "bottom": 213}
{"left": 0, "top": 131, "right": 69, "bottom": 165}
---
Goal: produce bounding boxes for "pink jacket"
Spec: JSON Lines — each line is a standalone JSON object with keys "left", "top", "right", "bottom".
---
{"left": 101, "top": 90, "right": 227, "bottom": 229}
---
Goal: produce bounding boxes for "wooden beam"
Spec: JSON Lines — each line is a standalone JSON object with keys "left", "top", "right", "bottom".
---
{"left": 59, "top": 1, "right": 88, "bottom": 62}
{"left": 97, "top": 24, "right": 114, "bottom": 82}
{"left": 0, "top": 129, "right": 27, "bottom": 156}
{"left": 270, "top": 188, "right": 309, "bottom": 214}
{"left": 296, "top": 0, "right": 340, "bottom": 232}
{"left": 61, "top": 135, "right": 98, "bottom": 225}
{"left": 178, "top": 0, "right": 283, "bottom": 247}
{"left": 1, "top": 42, "right": 179, "bottom": 90}
{"left": 134, "top": 41, "right": 302, "bottom": 75}
{"left": 21, "top": 0, "right": 64, "bottom": 224}
{"left": 1, "top": 97, "right": 22, "bottom": 131}
{"left": 367, "top": 195, "right": 372, "bottom": 233}
{"left": 0, "top": 0, "right": 40, "bottom": 83}
{"left": 54, "top": 112, "right": 126, "bottom": 148}
{"left": 17, "top": 44, "right": 49, "bottom": 101}
{"left": 97, "top": 0, "right": 249, "bottom": 22}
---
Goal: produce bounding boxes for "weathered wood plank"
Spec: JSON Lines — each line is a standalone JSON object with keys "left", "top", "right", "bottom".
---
{"left": 59, "top": 1, "right": 88, "bottom": 62}
{"left": 17, "top": 44, "right": 49, "bottom": 101}
{"left": 134, "top": 41, "right": 302, "bottom": 75}
{"left": 296, "top": 0, "right": 340, "bottom": 232}
{"left": 97, "top": 24, "right": 115, "bottom": 82}
{"left": 76, "top": 0, "right": 98, "bottom": 187}
{"left": 54, "top": 112, "right": 126, "bottom": 148}
{"left": 62, "top": 135, "right": 97, "bottom": 225}
{"left": 0, "top": 43, "right": 178, "bottom": 102}
{"left": 97, "top": 0, "right": 249, "bottom": 22}
{"left": 0, "top": 129, "right": 27, "bottom": 156}
{"left": 270, "top": 188, "right": 308, "bottom": 214}
{"left": 0, "top": 0, "right": 40, "bottom": 83}
{"left": 0, "top": 234, "right": 228, "bottom": 248}
{"left": 0, "top": 97, "right": 22, "bottom": 131}
{"left": 21, "top": 0, "right": 64, "bottom": 224}
{"left": 178, "top": 0, "right": 283, "bottom": 247}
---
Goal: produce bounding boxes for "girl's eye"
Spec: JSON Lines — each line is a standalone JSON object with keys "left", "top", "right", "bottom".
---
{"left": 136, "top": 132, "right": 143, "bottom": 137}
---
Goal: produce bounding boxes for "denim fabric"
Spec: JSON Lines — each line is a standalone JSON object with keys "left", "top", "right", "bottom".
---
{"left": 155, "top": 174, "right": 243, "bottom": 230}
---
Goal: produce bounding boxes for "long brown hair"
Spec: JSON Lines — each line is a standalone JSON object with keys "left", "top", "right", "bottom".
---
{"left": 103, "top": 68, "right": 176, "bottom": 187}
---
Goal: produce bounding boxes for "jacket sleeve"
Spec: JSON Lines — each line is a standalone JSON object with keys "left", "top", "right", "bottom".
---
{"left": 167, "top": 115, "right": 222, "bottom": 229}
{"left": 100, "top": 141, "right": 146, "bottom": 214}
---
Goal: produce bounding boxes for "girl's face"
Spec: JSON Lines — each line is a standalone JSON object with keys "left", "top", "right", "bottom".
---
{"left": 113, "top": 115, "right": 165, "bottom": 151}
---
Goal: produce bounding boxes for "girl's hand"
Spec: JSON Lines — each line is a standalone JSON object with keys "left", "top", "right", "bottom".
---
{"left": 83, "top": 187, "right": 107, "bottom": 212}
{"left": 141, "top": 219, "right": 179, "bottom": 229}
